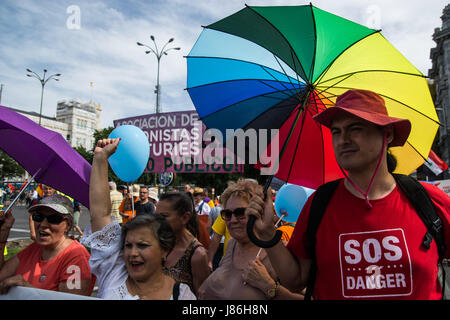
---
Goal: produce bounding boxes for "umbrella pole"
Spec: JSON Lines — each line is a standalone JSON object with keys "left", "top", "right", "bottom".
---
{"left": 247, "top": 88, "right": 313, "bottom": 248}
{"left": 2, "top": 169, "right": 41, "bottom": 215}
{"left": 129, "top": 183, "right": 135, "bottom": 219}
{"left": 254, "top": 213, "right": 286, "bottom": 260}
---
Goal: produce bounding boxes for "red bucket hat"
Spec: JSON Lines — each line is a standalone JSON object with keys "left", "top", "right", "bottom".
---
{"left": 313, "top": 89, "right": 411, "bottom": 147}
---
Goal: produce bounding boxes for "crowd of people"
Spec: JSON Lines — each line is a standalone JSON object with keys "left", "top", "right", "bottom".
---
{"left": 0, "top": 89, "right": 449, "bottom": 300}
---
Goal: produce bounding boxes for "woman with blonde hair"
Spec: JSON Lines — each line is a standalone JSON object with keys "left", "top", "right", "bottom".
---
{"left": 198, "top": 179, "right": 279, "bottom": 299}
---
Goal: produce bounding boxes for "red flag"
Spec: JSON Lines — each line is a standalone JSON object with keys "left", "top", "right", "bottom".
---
{"left": 425, "top": 150, "right": 448, "bottom": 176}
{"left": 36, "top": 184, "right": 43, "bottom": 197}
{"left": 18, "top": 179, "right": 28, "bottom": 192}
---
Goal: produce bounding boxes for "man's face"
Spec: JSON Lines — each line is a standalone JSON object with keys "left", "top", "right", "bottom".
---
{"left": 43, "top": 186, "right": 55, "bottom": 197}
{"left": 139, "top": 188, "right": 149, "bottom": 201}
{"left": 330, "top": 114, "right": 385, "bottom": 173}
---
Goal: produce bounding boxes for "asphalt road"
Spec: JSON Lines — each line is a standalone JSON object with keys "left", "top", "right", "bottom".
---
{"left": 7, "top": 203, "right": 92, "bottom": 241}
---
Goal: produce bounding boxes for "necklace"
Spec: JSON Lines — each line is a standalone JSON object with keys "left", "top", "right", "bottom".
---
{"left": 127, "top": 275, "right": 167, "bottom": 300}
{"left": 39, "top": 238, "right": 70, "bottom": 282}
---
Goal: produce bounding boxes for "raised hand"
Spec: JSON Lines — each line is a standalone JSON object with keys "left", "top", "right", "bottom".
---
{"left": 245, "top": 187, "right": 277, "bottom": 241}
{"left": 94, "top": 138, "right": 120, "bottom": 159}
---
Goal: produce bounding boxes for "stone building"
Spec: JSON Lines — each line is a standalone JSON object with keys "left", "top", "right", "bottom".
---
{"left": 429, "top": 4, "right": 450, "bottom": 172}
{"left": 6, "top": 99, "right": 102, "bottom": 150}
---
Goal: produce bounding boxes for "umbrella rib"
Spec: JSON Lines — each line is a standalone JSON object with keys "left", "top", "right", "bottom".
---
{"left": 288, "top": 49, "right": 309, "bottom": 98}
{"left": 309, "top": 3, "right": 318, "bottom": 82}
{"left": 256, "top": 79, "right": 302, "bottom": 101}
{"left": 285, "top": 102, "right": 309, "bottom": 182}
{"left": 271, "top": 54, "right": 304, "bottom": 101}
{"left": 196, "top": 87, "right": 300, "bottom": 122}
{"left": 186, "top": 77, "right": 298, "bottom": 96}
{"left": 258, "top": 65, "right": 302, "bottom": 97}
{"left": 313, "top": 29, "right": 381, "bottom": 85}
{"left": 315, "top": 69, "right": 427, "bottom": 87}
{"left": 313, "top": 73, "right": 356, "bottom": 97}
{"left": 315, "top": 85, "right": 441, "bottom": 125}
{"left": 405, "top": 141, "right": 428, "bottom": 162}
{"left": 302, "top": 94, "right": 328, "bottom": 184}
{"left": 186, "top": 55, "right": 302, "bottom": 85}
{"left": 244, "top": 5, "right": 309, "bottom": 83}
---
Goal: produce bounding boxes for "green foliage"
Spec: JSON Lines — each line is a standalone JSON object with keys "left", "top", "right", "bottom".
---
{"left": 73, "top": 126, "right": 121, "bottom": 183}
{"left": 0, "top": 149, "right": 25, "bottom": 180}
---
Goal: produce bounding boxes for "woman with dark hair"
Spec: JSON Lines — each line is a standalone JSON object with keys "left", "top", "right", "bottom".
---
{"left": 157, "top": 192, "right": 210, "bottom": 296}
{"left": 81, "top": 138, "right": 196, "bottom": 300}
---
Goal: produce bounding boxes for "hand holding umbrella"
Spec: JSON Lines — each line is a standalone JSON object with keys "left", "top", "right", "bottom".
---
{"left": 246, "top": 186, "right": 283, "bottom": 248}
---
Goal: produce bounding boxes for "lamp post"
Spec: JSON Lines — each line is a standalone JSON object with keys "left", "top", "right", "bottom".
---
{"left": 137, "top": 36, "right": 180, "bottom": 114}
{"left": 0, "top": 84, "right": 4, "bottom": 105}
{"left": 26, "top": 68, "right": 61, "bottom": 126}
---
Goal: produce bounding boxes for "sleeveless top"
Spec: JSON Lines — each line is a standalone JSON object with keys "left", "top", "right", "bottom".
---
{"left": 199, "top": 239, "right": 277, "bottom": 300}
{"left": 163, "top": 238, "right": 202, "bottom": 294}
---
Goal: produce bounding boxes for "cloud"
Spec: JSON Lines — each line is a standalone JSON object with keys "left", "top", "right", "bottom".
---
{"left": 0, "top": 0, "right": 448, "bottom": 128}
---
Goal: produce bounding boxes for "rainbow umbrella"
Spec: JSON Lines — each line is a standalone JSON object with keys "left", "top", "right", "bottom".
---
{"left": 186, "top": 4, "right": 439, "bottom": 191}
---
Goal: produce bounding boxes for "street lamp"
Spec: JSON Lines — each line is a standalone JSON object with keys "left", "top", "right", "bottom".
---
{"left": 137, "top": 36, "right": 180, "bottom": 113}
{"left": 26, "top": 68, "right": 61, "bottom": 126}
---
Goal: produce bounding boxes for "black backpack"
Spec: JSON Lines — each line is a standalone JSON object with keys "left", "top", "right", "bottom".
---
{"left": 304, "top": 174, "right": 447, "bottom": 300}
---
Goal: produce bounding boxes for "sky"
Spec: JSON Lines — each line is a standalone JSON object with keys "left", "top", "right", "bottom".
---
{"left": 0, "top": 0, "right": 448, "bottom": 128}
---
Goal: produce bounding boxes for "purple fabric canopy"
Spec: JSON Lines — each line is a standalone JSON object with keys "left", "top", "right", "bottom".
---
{"left": 0, "top": 105, "right": 91, "bottom": 208}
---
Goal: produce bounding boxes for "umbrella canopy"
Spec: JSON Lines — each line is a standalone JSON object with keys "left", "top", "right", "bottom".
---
{"left": 186, "top": 4, "right": 439, "bottom": 190}
{"left": 0, "top": 106, "right": 91, "bottom": 208}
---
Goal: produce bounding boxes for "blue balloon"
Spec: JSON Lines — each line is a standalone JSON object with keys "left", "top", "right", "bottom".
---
{"left": 274, "top": 184, "right": 315, "bottom": 223}
{"left": 108, "top": 125, "right": 150, "bottom": 183}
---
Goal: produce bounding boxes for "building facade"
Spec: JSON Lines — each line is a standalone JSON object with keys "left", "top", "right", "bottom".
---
{"left": 7, "top": 99, "right": 102, "bottom": 151}
{"left": 429, "top": 4, "right": 450, "bottom": 173}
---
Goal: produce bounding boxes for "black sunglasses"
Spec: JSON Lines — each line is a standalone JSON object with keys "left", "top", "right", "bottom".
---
{"left": 31, "top": 212, "right": 65, "bottom": 224}
{"left": 220, "top": 207, "right": 247, "bottom": 221}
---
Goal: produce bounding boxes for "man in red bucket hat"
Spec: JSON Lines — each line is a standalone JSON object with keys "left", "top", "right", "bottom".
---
{"left": 246, "top": 89, "right": 450, "bottom": 300}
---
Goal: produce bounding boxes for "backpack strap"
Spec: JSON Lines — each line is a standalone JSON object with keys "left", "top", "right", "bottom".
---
{"left": 303, "top": 175, "right": 446, "bottom": 300}
{"left": 197, "top": 201, "right": 204, "bottom": 215}
{"left": 172, "top": 282, "right": 181, "bottom": 300}
{"left": 393, "top": 174, "right": 446, "bottom": 259}
{"left": 304, "top": 179, "right": 342, "bottom": 300}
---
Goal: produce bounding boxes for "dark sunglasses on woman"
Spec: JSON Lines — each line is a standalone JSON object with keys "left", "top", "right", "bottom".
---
{"left": 220, "top": 207, "right": 247, "bottom": 221}
{"left": 31, "top": 212, "right": 65, "bottom": 224}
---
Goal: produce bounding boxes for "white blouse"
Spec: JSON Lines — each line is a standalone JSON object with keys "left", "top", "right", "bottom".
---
{"left": 81, "top": 219, "right": 196, "bottom": 300}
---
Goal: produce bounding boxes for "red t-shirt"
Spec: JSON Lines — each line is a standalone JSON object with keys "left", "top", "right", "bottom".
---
{"left": 16, "top": 240, "right": 95, "bottom": 295}
{"left": 287, "top": 180, "right": 450, "bottom": 300}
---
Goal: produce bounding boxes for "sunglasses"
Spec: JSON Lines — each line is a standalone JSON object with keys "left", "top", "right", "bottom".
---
{"left": 31, "top": 212, "right": 65, "bottom": 224}
{"left": 220, "top": 207, "right": 247, "bottom": 221}
{"left": 193, "top": 193, "right": 203, "bottom": 197}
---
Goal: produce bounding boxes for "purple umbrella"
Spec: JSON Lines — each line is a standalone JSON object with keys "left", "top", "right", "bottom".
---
{"left": 0, "top": 105, "right": 91, "bottom": 208}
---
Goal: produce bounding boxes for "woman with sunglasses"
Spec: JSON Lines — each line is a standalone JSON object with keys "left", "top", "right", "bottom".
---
{"left": 0, "top": 194, "right": 95, "bottom": 296}
{"left": 81, "top": 138, "right": 196, "bottom": 300}
{"left": 197, "top": 179, "right": 281, "bottom": 300}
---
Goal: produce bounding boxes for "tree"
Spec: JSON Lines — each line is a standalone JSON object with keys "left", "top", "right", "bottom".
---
{"left": 74, "top": 126, "right": 122, "bottom": 184}
{"left": 0, "top": 149, "right": 25, "bottom": 181}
